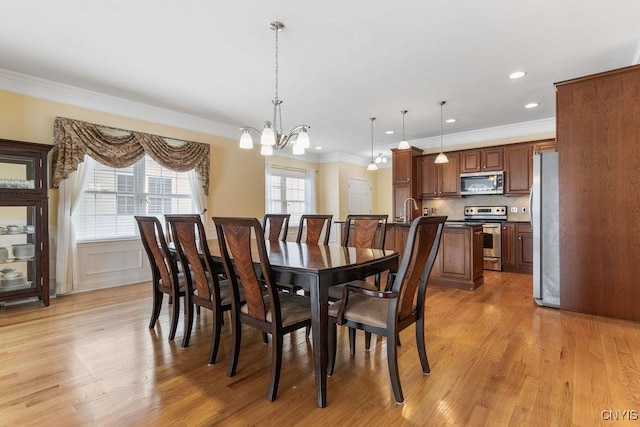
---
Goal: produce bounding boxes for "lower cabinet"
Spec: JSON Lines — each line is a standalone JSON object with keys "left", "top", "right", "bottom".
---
{"left": 429, "top": 225, "right": 484, "bottom": 290}
{"left": 501, "top": 222, "right": 533, "bottom": 274}
{"left": 384, "top": 223, "right": 484, "bottom": 290}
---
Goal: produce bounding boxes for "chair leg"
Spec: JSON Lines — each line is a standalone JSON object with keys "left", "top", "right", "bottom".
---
{"left": 349, "top": 327, "right": 357, "bottom": 355}
{"left": 365, "top": 332, "right": 372, "bottom": 350}
{"left": 305, "top": 325, "right": 311, "bottom": 338}
{"left": 227, "top": 312, "right": 242, "bottom": 377}
{"left": 416, "top": 317, "right": 430, "bottom": 374}
{"left": 267, "top": 331, "right": 283, "bottom": 402}
{"left": 181, "top": 298, "right": 194, "bottom": 348}
{"left": 208, "top": 308, "right": 223, "bottom": 365}
{"left": 387, "top": 328, "right": 404, "bottom": 404}
{"left": 168, "top": 293, "right": 180, "bottom": 341}
{"left": 149, "top": 289, "right": 163, "bottom": 329}
{"left": 328, "top": 320, "right": 337, "bottom": 376}
{"left": 262, "top": 332, "right": 269, "bottom": 344}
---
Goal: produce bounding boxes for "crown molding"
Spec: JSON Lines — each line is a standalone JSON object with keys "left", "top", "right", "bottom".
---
{"left": 407, "top": 117, "right": 556, "bottom": 152}
{"left": 0, "top": 68, "right": 239, "bottom": 139}
{"left": 1, "top": 68, "right": 555, "bottom": 163}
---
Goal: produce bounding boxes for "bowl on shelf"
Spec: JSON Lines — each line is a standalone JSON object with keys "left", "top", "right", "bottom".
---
{"left": 6, "top": 225, "right": 22, "bottom": 234}
{"left": 12, "top": 243, "right": 35, "bottom": 260}
{"left": 0, "top": 274, "right": 27, "bottom": 289}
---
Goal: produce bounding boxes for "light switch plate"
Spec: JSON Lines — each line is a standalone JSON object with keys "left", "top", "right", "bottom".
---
{"left": 510, "top": 207, "right": 518, "bottom": 213}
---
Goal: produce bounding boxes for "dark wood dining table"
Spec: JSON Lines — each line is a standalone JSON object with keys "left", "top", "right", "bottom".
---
{"left": 204, "top": 239, "right": 398, "bottom": 407}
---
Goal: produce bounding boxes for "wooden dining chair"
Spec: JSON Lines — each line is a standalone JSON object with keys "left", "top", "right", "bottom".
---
{"left": 329, "top": 214, "right": 388, "bottom": 300}
{"left": 166, "top": 215, "right": 240, "bottom": 365}
{"left": 263, "top": 213, "right": 290, "bottom": 242}
{"left": 296, "top": 214, "right": 333, "bottom": 245}
{"left": 328, "top": 214, "right": 389, "bottom": 348}
{"left": 213, "top": 216, "right": 312, "bottom": 402}
{"left": 327, "top": 216, "right": 446, "bottom": 404}
{"left": 135, "top": 216, "right": 186, "bottom": 341}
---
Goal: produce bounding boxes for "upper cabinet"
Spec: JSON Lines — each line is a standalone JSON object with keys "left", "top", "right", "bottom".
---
{"left": 460, "top": 147, "right": 504, "bottom": 173}
{"left": 504, "top": 143, "right": 533, "bottom": 196}
{"left": 391, "top": 148, "right": 422, "bottom": 221}
{"left": 419, "top": 152, "right": 460, "bottom": 199}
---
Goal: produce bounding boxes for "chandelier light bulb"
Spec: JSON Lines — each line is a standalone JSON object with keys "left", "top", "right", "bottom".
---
{"left": 297, "top": 128, "right": 310, "bottom": 149}
{"left": 239, "top": 129, "right": 253, "bottom": 149}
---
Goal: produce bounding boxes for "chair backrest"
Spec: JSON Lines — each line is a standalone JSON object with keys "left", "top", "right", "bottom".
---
{"left": 166, "top": 215, "right": 220, "bottom": 306}
{"left": 263, "top": 214, "right": 290, "bottom": 242}
{"left": 214, "top": 217, "right": 282, "bottom": 324}
{"left": 296, "top": 214, "right": 333, "bottom": 245}
{"left": 342, "top": 214, "right": 388, "bottom": 248}
{"left": 390, "top": 216, "right": 446, "bottom": 323}
{"left": 135, "top": 216, "right": 179, "bottom": 292}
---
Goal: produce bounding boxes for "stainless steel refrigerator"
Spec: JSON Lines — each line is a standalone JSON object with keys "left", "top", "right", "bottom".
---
{"left": 531, "top": 150, "right": 560, "bottom": 307}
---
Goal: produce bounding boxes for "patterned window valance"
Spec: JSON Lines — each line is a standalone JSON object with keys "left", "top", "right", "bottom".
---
{"left": 51, "top": 117, "right": 210, "bottom": 194}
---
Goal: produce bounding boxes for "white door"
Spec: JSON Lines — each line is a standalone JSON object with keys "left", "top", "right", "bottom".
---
{"left": 347, "top": 177, "right": 372, "bottom": 214}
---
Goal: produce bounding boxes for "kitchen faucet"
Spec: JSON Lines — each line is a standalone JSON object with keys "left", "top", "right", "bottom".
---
{"left": 402, "top": 197, "right": 419, "bottom": 223}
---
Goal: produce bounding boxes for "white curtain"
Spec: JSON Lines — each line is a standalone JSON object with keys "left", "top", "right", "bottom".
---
{"left": 305, "top": 168, "right": 317, "bottom": 213}
{"left": 55, "top": 156, "right": 94, "bottom": 294}
{"left": 187, "top": 168, "right": 207, "bottom": 223}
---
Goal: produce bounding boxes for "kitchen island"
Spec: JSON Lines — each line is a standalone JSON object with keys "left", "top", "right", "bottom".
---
{"left": 385, "top": 221, "right": 484, "bottom": 290}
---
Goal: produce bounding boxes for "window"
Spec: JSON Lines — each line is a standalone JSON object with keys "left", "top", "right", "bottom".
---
{"left": 75, "top": 156, "right": 194, "bottom": 241}
{"left": 265, "top": 166, "right": 316, "bottom": 224}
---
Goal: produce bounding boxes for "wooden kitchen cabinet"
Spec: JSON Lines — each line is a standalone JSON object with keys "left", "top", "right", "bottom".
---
{"left": 0, "top": 139, "right": 51, "bottom": 307}
{"left": 501, "top": 222, "right": 532, "bottom": 274}
{"left": 460, "top": 147, "right": 504, "bottom": 173}
{"left": 504, "top": 143, "right": 533, "bottom": 196}
{"left": 556, "top": 64, "right": 640, "bottom": 322}
{"left": 419, "top": 152, "right": 460, "bottom": 199}
{"left": 429, "top": 224, "right": 484, "bottom": 290}
{"left": 392, "top": 147, "right": 422, "bottom": 221}
{"left": 533, "top": 139, "right": 557, "bottom": 152}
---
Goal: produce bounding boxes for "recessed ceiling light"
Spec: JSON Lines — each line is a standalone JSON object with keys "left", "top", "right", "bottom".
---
{"left": 525, "top": 102, "right": 539, "bottom": 109}
{"left": 315, "top": 146, "right": 322, "bottom": 150}
{"left": 509, "top": 71, "right": 527, "bottom": 79}
{"left": 445, "top": 118, "right": 457, "bottom": 123}
{"left": 385, "top": 130, "right": 394, "bottom": 135}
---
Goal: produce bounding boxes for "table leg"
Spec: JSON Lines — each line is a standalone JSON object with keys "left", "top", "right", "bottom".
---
{"left": 309, "top": 274, "right": 328, "bottom": 408}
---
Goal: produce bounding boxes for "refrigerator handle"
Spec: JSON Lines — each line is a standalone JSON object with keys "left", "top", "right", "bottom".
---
{"left": 528, "top": 186, "right": 533, "bottom": 226}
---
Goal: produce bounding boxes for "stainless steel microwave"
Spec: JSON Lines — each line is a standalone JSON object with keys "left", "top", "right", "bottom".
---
{"left": 460, "top": 171, "right": 504, "bottom": 195}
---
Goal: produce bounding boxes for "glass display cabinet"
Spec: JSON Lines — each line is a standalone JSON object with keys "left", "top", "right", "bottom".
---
{"left": 0, "top": 139, "right": 52, "bottom": 307}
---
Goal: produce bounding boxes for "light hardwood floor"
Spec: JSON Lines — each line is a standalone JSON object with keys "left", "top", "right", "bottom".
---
{"left": 1, "top": 271, "right": 639, "bottom": 426}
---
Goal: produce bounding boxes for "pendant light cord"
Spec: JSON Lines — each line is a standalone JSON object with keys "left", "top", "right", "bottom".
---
{"left": 439, "top": 101, "right": 445, "bottom": 152}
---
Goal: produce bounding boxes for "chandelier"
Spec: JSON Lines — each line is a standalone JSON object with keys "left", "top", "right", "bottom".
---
{"left": 239, "top": 21, "right": 310, "bottom": 156}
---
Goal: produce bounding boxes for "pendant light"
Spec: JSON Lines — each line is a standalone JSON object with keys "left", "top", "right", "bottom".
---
{"left": 367, "top": 117, "right": 378, "bottom": 171}
{"left": 434, "top": 101, "right": 449, "bottom": 164}
{"left": 397, "top": 110, "right": 410, "bottom": 149}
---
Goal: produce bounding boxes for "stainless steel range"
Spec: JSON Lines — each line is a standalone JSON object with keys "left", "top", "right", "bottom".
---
{"left": 464, "top": 206, "right": 507, "bottom": 271}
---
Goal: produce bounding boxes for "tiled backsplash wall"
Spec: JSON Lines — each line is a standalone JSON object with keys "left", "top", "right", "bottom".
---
{"left": 422, "top": 195, "right": 530, "bottom": 222}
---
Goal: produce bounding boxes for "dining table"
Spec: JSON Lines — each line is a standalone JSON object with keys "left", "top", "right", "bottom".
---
{"left": 203, "top": 239, "right": 399, "bottom": 408}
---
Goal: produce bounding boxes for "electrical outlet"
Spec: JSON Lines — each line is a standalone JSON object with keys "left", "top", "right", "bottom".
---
{"left": 521, "top": 206, "right": 527, "bottom": 214}
{"left": 510, "top": 207, "right": 518, "bottom": 213}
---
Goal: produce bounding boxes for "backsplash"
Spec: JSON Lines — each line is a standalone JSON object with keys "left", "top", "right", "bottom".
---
{"left": 422, "top": 195, "right": 530, "bottom": 222}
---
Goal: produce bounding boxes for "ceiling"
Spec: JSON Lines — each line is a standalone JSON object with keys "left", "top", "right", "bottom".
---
{"left": 1, "top": 0, "right": 639, "bottom": 162}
